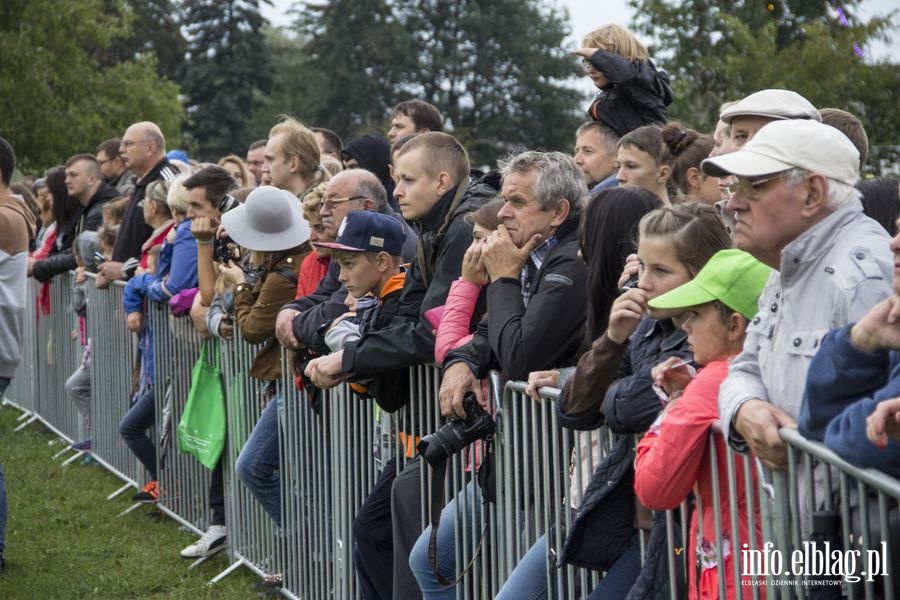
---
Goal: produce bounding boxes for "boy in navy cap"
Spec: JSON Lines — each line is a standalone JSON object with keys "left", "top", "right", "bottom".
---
{"left": 308, "top": 211, "right": 408, "bottom": 401}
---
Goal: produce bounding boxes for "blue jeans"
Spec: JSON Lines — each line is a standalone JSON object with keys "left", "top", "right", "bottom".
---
{"left": 118, "top": 386, "right": 157, "bottom": 479}
{"left": 1, "top": 376, "right": 10, "bottom": 552}
{"left": 235, "top": 394, "right": 281, "bottom": 526}
{"left": 586, "top": 532, "right": 644, "bottom": 599}
{"left": 495, "top": 533, "right": 554, "bottom": 600}
{"left": 409, "top": 481, "right": 482, "bottom": 600}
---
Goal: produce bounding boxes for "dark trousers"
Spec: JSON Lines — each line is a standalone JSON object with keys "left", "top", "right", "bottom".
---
{"left": 353, "top": 458, "right": 397, "bottom": 600}
{"left": 118, "top": 386, "right": 157, "bottom": 479}
{"left": 390, "top": 457, "right": 424, "bottom": 599}
{"left": 209, "top": 458, "right": 225, "bottom": 526}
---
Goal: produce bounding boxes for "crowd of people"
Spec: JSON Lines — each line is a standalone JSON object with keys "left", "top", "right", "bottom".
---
{"left": 1, "top": 21, "right": 899, "bottom": 598}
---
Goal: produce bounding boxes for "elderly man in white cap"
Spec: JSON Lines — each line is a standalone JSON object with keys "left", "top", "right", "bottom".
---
{"left": 704, "top": 118, "right": 893, "bottom": 470}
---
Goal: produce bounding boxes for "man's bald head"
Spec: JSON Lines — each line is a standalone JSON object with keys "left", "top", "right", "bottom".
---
{"left": 121, "top": 121, "right": 166, "bottom": 177}
{"left": 330, "top": 169, "right": 388, "bottom": 211}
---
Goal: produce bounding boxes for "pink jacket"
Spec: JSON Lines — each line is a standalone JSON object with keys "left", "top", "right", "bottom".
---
{"left": 634, "top": 359, "right": 765, "bottom": 600}
{"left": 433, "top": 278, "right": 482, "bottom": 365}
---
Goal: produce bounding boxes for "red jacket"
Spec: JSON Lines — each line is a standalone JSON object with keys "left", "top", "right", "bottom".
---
{"left": 296, "top": 252, "right": 330, "bottom": 299}
{"left": 634, "top": 359, "right": 765, "bottom": 600}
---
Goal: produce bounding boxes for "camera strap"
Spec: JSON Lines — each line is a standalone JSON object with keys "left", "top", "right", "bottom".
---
{"left": 427, "top": 459, "right": 490, "bottom": 588}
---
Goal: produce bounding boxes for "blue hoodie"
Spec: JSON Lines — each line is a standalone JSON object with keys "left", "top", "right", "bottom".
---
{"left": 801, "top": 324, "right": 900, "bottom": 479}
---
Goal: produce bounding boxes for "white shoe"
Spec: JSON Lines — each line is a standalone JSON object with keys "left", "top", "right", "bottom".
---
{"left": 180, "top": 525, "right": 227, "bottom": 558}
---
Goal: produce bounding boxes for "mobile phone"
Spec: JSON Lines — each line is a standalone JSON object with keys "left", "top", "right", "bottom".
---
{"left": 620, "top": 273, "right": 639, "bottom": 293}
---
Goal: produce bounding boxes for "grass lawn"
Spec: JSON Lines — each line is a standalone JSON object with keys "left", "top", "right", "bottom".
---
{"left": 0, "top": 404, "right": 265, "bottom": 599}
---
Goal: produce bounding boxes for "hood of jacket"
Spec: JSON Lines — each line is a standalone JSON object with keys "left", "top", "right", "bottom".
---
{"left": 343, "top": 133, "right": 394, "bottom": 197}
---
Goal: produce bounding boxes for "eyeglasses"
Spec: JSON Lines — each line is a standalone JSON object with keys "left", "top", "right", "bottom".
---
{"left": 121, "top": 139, "right": 152, "bottom": 148}
{"left": 725, "top": 172, "right": 791, "bottom": 200}
{"left": 322, "top": 195, "right": 367, "bottom": 211}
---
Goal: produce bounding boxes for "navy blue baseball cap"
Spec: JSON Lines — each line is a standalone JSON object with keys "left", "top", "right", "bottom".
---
{"left": 314, "top": 210, "right": 404, "bottom": 256}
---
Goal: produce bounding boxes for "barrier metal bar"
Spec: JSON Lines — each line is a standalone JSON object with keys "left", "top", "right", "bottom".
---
{"left": 30, "top": 273, "right": 83, "bottom": 444}
{"left": 218, "top": 332, "right": 281, "bottom": 583}
{"left": 4, "top": 278, "right": 40, "bottom": 417}
{"left": 84, "top": 274, "right": 145, "bottom": 495}
{"left": 148, "top": 301, "right": 212, "bottom": 535}
{"left": 777, "top": 427, "right": 900, "bottom": 600}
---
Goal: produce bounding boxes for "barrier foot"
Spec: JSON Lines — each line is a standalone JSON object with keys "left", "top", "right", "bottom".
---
{"left": 61, "top": 451, "right": 85, "bottom": 466}
{"left": 107, "top": 483, "right": 133, "bottom": 501}
{"left": 13, "top": 414, "right": 38, "bottom": 431}
{"left": 209, "top": 558, "right": 243, "bottom": 583}
{"left": 117, "top": 502, "right": 147, "bottom": 518}
{"left": 15, "top": 410, "right": 32, "bottom": 421}
{"left": 187, "top": 546, "right": 227, "bottom": 571}
{"left": 52, "top": 446, "right": 72, "bottom": 460}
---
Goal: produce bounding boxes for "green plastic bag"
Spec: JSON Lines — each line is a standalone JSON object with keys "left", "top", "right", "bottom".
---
{"left": 178, "top": 341, "right": 226, "bottom": 469}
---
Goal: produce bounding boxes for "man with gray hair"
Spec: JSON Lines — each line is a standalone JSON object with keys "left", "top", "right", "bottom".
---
{"left": 408, "top": 151, "right": 588, "bottom": 595}
{"left": 705, "top": 119, "right": 893, "bottom": 470}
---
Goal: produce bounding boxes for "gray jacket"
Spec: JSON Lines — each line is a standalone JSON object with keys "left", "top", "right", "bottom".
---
{"left": 719, "top": 199, "right": 893, "bottom": 451}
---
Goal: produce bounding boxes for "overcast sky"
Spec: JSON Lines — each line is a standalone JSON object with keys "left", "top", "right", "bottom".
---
{"left": 261, "top": 0, "right": 897, "bottom": 62}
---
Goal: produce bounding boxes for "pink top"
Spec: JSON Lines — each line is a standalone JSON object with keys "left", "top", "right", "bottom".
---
{"left": 634, "top": 359, "right": 765, "bottom": 600}
{"left": 433, "top": 278, "right": 482, "bottom": 365}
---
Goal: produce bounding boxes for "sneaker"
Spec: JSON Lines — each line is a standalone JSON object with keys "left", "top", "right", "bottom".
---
{"left": 132, "top": 480, "right": 158, "bottom": 503}
{"left": 180, "top": 525, "right": 226, "bottom": 558}
{"left": 71, "top": 438, "right": 92, "bottom": 452}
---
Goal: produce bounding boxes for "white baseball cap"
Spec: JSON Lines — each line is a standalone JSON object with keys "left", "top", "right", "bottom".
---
{"left": 221, "top": 186, "right": 311, "bottom": 252}
{"left": 701, "top": 119, "right": 860, "bottom": 186}
{"left": 720, "top": 89, "right": 821, "bottom": 124}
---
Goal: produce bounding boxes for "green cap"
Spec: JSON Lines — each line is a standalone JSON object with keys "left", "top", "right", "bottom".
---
{"left": 648, "top": 249, "right": 772, "bottom": 319}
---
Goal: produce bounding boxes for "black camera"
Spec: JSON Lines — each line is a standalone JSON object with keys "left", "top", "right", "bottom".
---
{"left": 213, "top": 235, "right": 241, "bottom": 264}
{"left": 418, "top": 393, "right": 496, "bottom": 467}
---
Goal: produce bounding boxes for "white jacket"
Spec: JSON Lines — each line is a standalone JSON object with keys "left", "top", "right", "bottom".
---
{"left": 719, "top": 199, "right": 893, "bottom": 451}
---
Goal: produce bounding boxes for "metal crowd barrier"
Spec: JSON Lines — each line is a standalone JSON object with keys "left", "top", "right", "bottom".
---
{"left": 147, "top": 301, "right": 212, "bottom": 536}
{"left": 4, "top": 278, "right": 40, "bottom": 418}
{"left": 83, "top": 275, "right": 145, "bottom": 496}
{"left": 216, "top": 334, "right": 281, "bottom": 584}
{"left": 11, "top": 275, "right": 83, "bottom": 443}
{"left": 8, "top": 273, "right": 900, "bottom": 600}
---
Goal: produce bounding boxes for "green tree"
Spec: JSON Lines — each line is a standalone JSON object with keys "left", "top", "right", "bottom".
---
{"left": 0, "top": 0, "right": 183, "bottom": 174}
{"left": 180, "top": 0, "right": 274, "bottom": 160}
{"left": 108, "top": 0, "right": 188, "bottom": 83}
{"left": 395, "top": 0, "right": 583, "bottom": 165}
{"left": 293, "top": 0, "right": 583, "bottom": 166}
{"left": 293, "top": 0, "right": 417, "bottom": 135}
{"left": 243, "top": 26, "right": 322, "bottom": 140}
{"left": 628, "top": 0, "right": 899, "bottom": 171}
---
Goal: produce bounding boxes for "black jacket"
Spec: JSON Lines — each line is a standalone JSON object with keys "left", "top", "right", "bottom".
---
{"left": 340, "top": 175, "right": 497, "bottom": 376}
{"left": 32, "top": 183, "right": 119, "bottom": 282}
{"left": 586, "top": 49, "right": 673, "bottom": 137}
{"left": 112, "top": 158, "right": 179, "bottom": 265}
{"left": 444, "top": 215, "right": 587, "bottom": 381}
{"left": 557, "top": 317, "right": 691, "bottom": 432}
{"left": 364, "top": 283, "right": 411, "bottom": 412}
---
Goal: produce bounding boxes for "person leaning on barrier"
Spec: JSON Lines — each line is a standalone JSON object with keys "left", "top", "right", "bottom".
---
{"left": 178, "top": 187, "right": 312, "bottom": 561}
{"left": 411, "top": 151, "right": 590, "bottom": 599}
{"left": 30, "top": 154, "right": 118, "bottom": 282}
{"left": 635, "top": 250, "right": 773, "bottom": 599}
{"left": 705, "top": 119, "right": 894, "bottom": 471}
{"left": 98, "top": 121, "right": 180, "bottom": 286}
{"left": 522, "top": 204, "right": 729, "bottom": 600}
{"left": 0, "top": 135, "right": 36, "bottom": 573}
{"left": 119, "top": 176, "right": 200, "bottom": 505}
{"left": 801, "top": 221, "right": 900, "bottom": 480}
{"left": 275, "top": 168, "right": 417, "bottom": 354}
{"left": 305, "top": 132, "right": 496, "bottom": 600}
